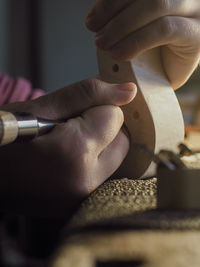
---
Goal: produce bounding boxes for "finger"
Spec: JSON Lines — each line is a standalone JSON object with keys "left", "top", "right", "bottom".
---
{"left": 95, "top": 0, "right": 200, "bottom": 50}
{"left": 80, "top": 105, "right": 124, "bottom": 154}
{"left": 161, "top": 43, "right": 200, "bottom": 89}
{"left": 110, "top": 16, "right": 200, "bottom": 88}
{"left": 97, "top": 129, "right": 129, "bottom": 182}
{"left": 41, "top": 107, "right": 128, "bottom": 196}
{"left": 45, "top": 105, "right": 125, "bottom": 156}
{"left": 86, "top": 0, "right": 133, "bottom": 32}
{"left": 87, "top": 0, "right": 200, "bottom": 33}
{"left": 110, "top": 16, "right": 200, "bottom": 60}
{"left": 33, "top": 79, "right": 137, "bottom": 120}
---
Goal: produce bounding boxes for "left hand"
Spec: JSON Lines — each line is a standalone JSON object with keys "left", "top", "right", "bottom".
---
{"left": 86, "top": 0, "right": 200, "bottom": 89}
{"left": 0, "top": 79, "right": 136, "bottom": 216}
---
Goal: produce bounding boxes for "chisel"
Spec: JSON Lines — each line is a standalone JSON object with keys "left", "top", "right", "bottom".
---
{"left": 0, "top": 111, "right": 58, "bottom": 146}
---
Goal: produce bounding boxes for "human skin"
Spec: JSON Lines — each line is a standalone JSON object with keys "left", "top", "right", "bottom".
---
{"left": 86, "top": 0, "right": 200, "bottom": 89}
{"left": 0, "top": 78, "right": 137, "bottom": 217}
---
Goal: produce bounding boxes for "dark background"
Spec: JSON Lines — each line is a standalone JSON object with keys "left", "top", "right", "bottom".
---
{"left": 0, "top": 0, "right": 97, "bottom": 91}
{"left": 0, "top": 0, "right": 199, "bottom": 99}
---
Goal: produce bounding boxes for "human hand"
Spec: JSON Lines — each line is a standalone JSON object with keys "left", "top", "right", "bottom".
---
{"left": 86, "top": 0, "right": 200, "bottom": 89}
{"left": 0, "top": 79, "right": 136, "bottom": 216}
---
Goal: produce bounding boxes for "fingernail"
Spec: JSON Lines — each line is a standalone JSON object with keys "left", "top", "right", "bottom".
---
{"left": 117, "top": 83, "right": 137, "bottom": 92}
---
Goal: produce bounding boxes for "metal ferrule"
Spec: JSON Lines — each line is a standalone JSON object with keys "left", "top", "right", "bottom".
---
{"left": 15, "top": 113, "right": 39, "bottom": 138}
{"left": 14, "top": 112, "right": 58, "bottom": 140}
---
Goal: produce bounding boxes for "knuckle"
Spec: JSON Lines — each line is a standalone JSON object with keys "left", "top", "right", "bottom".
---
{"left": 154, "top": 0, "right": 171, "bottom": 13}
{"left": 77, "top": 138, "right": 93, "bottom": 160}
{"left": 79, "top": 78, "right": 100, "bottom": 105}
{"left": 54, "top": 119, "right": 93, "bottom": 156}
{"left": 159, "top": 16, "right": 175, "bottom": 38}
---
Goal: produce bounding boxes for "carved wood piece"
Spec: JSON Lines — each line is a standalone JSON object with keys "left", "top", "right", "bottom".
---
{"left": 97, "top": 48, "right": 185, "bottom": 179}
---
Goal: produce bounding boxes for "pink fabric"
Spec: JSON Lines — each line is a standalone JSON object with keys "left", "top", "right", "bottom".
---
{"left": 0, "top": 73, "right": 44, "bottom": 105}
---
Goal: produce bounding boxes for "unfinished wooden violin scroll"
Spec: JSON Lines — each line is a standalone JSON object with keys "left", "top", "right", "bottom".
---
{"left": 97, "top": 48, "right": 185, "bottom": 179}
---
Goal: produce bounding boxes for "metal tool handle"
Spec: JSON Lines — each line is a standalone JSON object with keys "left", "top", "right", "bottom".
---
{"left": 0, "top": 111, "right": 39, "bottom": 146}
{"left": 0, "top": 111, "right": 19, "bottom": 146}
{"left": 0, "top": 111, "right": 58, "bottom": 147}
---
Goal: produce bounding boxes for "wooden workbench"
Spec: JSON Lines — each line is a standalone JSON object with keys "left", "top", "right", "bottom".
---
{"left": 50, "top": 156, "right": 200, "bottom": 267}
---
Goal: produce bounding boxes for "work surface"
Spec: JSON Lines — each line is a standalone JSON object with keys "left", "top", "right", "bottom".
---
{"left": 50, "top": 157, "right": 200, "bottom": 267}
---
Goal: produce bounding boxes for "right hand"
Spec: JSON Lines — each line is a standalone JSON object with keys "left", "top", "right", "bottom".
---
{"left": 86, "top": 0, "right": 200, "bottom": 89}
{"left": 0, "top": 78, "right": 137, "bottom": 217}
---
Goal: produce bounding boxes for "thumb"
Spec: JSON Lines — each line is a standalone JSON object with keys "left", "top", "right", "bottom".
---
{"left": 33, "top": 78, "right": 137, "bottom": 120}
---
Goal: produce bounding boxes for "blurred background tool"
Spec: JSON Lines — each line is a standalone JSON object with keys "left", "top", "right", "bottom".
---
{"left": 0, "top": 110, "right": 58, "bottom": 146}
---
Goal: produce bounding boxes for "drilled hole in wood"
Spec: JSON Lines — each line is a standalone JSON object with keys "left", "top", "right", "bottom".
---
{"left": 133, "top": 111, "right": 140, "bottom": 120}
{"left": 113, "top": 64, "right": 119, "bottom": 72}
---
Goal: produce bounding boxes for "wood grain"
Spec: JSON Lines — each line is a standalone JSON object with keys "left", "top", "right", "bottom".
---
{"left": 97, "top": 48, "right": 185, "bottom": 178}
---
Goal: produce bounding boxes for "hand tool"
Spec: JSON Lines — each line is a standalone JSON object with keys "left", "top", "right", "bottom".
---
{"left": 0, "top": 111, "right": 59, "bottom": 146}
